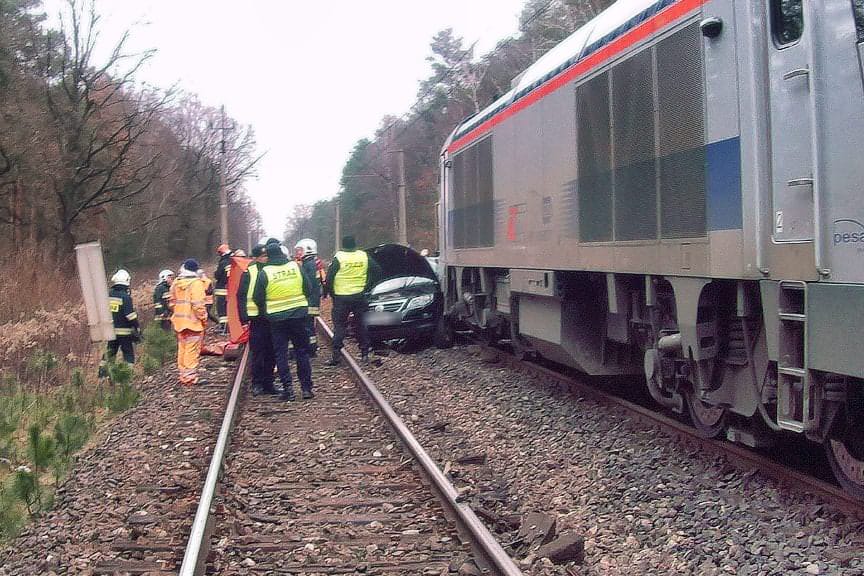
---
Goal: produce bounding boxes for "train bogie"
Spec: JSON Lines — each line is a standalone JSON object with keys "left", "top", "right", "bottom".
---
{"left": 439, "top": 0, "right": 864, "bottom": 495}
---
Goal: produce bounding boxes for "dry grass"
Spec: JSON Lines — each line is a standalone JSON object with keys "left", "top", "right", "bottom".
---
{"left": 0, "top": 257, "right": 166, "bottom": 540}
{"left": 0, "top": 249, "right": 79, "bottom": 327}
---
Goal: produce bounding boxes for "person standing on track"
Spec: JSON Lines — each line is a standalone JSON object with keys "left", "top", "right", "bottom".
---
{"left": 153, "top": 269, "right": 174, "bottom": 331}
{"left": 99, "top": 269, "right": 139, "bottom": 377}
{"left": 214, "top": 244, "right": 233, "bottom": 334}
{"left": 253, "top": 241, "right": 315, "bottom": 401}
{"left": 294, "top": 238, "right": 322, "bottom": 357}
{"left": 170, "top": 259, "right": 209, "bottom": 386}
{"left": 324, "top": 235, "right": 381, "bottom": 365}
{"left": 238, "top": 244, "right": 277, "bottom": 396}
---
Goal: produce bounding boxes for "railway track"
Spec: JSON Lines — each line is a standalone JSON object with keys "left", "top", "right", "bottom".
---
{"left": 495, "top": 346, "right": 864, "bottom": 517}
{"left": 177, "top": 321, "right": 522, "bottom": 575}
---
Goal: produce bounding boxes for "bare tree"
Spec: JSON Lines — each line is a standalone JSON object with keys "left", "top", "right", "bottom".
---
{"left": 39, "top": 0, "right": 175, "bottom": 253}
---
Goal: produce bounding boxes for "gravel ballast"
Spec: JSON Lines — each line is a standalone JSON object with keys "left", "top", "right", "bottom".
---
{"left": 364, "top": 344, "right": 864, "bottom": 576}
{"left": 0, "top": 350, "right": 237, "bottom": 575}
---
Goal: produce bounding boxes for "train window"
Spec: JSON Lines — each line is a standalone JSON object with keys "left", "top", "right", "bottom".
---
{"left": 771, "top": 0, "right": 804, "bottom": 45}
{"left": 854, "top": 0, "right": 864, "bottom": 43}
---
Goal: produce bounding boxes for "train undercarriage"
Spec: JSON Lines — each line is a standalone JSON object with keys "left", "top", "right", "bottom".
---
{"left": 443, "top": 265, "right": 864, "bottom": 497}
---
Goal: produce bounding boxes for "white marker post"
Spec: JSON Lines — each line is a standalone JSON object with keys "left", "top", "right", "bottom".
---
{"left": 74, "top": 242, "right": 115, "bottom": 342}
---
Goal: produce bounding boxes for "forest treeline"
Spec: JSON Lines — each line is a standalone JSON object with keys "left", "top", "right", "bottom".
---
{"left": 0, "top": 0, "right": 261, "bottom": 270}
{"left": 284, "top": 0, "right": 614, "bottom": 258}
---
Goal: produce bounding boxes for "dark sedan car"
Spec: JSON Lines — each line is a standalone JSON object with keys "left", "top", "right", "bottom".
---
{"left": 363, "top": 244, "right": 450, "bottom": 349}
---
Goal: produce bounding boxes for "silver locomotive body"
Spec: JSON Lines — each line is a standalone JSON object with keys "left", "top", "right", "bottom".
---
{"left": 439, "top": 0, "right": 864, "bottom": 494}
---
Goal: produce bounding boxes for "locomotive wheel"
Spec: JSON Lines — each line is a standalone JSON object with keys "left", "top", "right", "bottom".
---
{"left": 826, "top": 437, "right": 864, "bottom": 499}
{"left": 686, "top": 392, "right": 727, "bottom": 439}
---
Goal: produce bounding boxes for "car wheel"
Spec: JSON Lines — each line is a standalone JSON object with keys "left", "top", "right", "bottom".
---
{"left": 433, "top": 315, "right": 454, "bottom": 349}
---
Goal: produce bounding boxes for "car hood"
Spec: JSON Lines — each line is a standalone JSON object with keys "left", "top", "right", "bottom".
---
{"left": 366, "top": 244, "right": 438, "bottom": 284}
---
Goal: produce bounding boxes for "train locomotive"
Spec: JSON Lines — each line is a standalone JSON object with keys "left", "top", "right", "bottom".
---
{"left": 438, "top": 0, "right": 864, "bottom": 496}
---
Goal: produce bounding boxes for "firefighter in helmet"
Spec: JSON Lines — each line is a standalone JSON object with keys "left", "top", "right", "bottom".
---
{"left": 99, "top": 269, "right": 139, "bottom": 376}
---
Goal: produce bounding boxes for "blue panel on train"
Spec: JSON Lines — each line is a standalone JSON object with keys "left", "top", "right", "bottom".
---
{"left": 706, "top": 137, "right": 743, "bottom": 231}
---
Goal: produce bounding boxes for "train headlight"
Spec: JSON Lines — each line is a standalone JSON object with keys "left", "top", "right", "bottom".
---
{"left": 405, "top": 294, "right": 434, "bottom": 311}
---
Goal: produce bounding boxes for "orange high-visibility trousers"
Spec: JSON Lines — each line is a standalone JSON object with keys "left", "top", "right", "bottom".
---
{"left": 177, "top": 329, "right": 203, "bottom": 385}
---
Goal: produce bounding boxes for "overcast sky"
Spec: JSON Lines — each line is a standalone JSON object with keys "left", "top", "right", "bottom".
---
{"left": 43, "top": 1, "right": 527, "bottom": 238}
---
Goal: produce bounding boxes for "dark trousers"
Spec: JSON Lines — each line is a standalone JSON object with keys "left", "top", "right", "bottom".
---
{"left": 215, "top": 294, "right": 228, "bottom": 326}
{"left": 159, "top": 318, "right": 172, "bottom": 331}
{"left": 332, "top": 295, "right": 369, "bottom": 353}
{"left": 105, "top": 337, "right": 135, "bottom": 364}
{"left": 249, "top": 317, "right": 276, "bottom": 390}
{"left": 306, "top": 315, "right": 318, "bottom": 354}
{"left": 270, "top": 316, "right": 312, "bottom": 392}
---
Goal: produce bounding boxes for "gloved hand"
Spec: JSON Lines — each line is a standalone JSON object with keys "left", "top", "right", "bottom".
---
{"left": 131, "top": 327, "right": 141, "bottom": 342}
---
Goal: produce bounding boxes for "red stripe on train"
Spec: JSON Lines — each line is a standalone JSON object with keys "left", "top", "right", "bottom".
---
{"left": 447, "top": 0, "right": 705, "bottom": 155}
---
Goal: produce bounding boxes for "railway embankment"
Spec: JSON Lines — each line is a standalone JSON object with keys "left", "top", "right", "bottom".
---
{"left": 365, "top": 344, "right": 864, "bottom": 576}
{"left": 0, "top": 348, "right": 234, "bottom": 575}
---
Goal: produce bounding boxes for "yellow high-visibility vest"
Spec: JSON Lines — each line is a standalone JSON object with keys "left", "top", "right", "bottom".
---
{"left": 264, "top": 262, "right": 308, "bottom": 314}
{"left": 245, "top": 265, "right": 260, "bottom": 318}
{"left": 333, "top": 250, "right": 368, "bottom": 296}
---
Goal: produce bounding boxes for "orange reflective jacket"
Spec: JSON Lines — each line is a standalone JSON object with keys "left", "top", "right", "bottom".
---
{"left": 170, "top": 276, "right": 207, "bottom": 333}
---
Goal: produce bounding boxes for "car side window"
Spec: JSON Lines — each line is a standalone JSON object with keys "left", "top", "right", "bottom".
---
{"left": 771, "top": 0, "right": 804, "bottom": 45}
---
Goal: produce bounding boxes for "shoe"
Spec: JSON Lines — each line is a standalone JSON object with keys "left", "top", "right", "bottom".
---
{"left": 251, "top": 385, "right": 263, "bottom": 397}
{"left": 361, "top": 352, "right": 370, "bottom": 364}
{"left": 326, "top": 355, "right": 340, "bottom": 366}
{"left": 197, "top": 378, "right": 209, "bottom": 385}
{"left": 301, "top": 389, "right": 314, "bottom": 400}
{"left": 280, "top": 385, "right": 296, "bottom": 401}
{"left": 263, "top": 386, "right": 279, "bottom": 395}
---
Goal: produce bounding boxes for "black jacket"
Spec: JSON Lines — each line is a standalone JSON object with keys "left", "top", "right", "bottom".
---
{"left": 109, "top": 285, "right": 139, "bottom": 337}
{"left": 214, "top": 252, "right": 233, "bottom": 290}
{"left": 153, "top": 281, "right": 171, "bottom": 319}
{"left": 300, "top": 256, "right": 321, "bottom": 309}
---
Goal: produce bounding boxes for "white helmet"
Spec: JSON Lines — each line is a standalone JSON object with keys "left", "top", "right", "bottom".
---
{"left": 110, "top": 269, "right": 131, "bottom": 286}
{"left": 158, "top": 269, "right": 174, "bottom": 282}
{"left": 295, "top": 238, "right": 317, "bottom": 257}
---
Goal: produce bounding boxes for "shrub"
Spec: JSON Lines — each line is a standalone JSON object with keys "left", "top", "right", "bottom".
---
{"left": 54, "top": 414, "right": 90, "bottom": 462}
{"left": 106, "top": 361, "right": 134, "bottom": 387}
{"left": 70, "top": 368, "right": 85, "bottom": 389}
{"left": 104, "top": 383, "right": 140, "bottom": 413}
{"left": 140, "top": 354, "right": 159, "bottom": 376}
{"left": 0, "top": 484, "right": 25, "bottom": 540}
{"left": 10, "top": 468, "right": 38, "bottom": 515}
{"left": 142, "top": 323, "right": 175, "bottom": 364}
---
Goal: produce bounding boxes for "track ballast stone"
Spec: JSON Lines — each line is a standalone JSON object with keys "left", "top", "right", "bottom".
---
{"left": 364, "top": 344, "right": 864, "bottom": 576}
{"left": 207, "top": 350, "right": 474, "bottom": 574}
{"left": 0, "top": 350, "right": 236, "bottom": 575}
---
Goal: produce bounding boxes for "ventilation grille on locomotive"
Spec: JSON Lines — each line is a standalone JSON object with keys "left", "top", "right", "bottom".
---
{"left": 450, "top": 136, "right": 494, "bottom": 248}
{"left": 612, "top": 49, "right": 656, "bottom": 241}
{"left": 576, "top": 72, "right": 612, "bottom": 242}
{"left": 575, "top": 22, "right": 707, "bottom": 242}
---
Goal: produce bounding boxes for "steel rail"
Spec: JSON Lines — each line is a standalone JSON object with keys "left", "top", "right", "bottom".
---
{"left": 503, "top": 354, "right": 864, "bottom": 516}
{"left": 178, "top": 345, "right": 250, "bottom": 576}
{"left": 317, "top": 317, "right": 524, "bottom": 576}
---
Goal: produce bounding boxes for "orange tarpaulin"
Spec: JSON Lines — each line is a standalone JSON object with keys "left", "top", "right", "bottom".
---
{"left": 227, "top": 255, "right": 251, "bottom": 344}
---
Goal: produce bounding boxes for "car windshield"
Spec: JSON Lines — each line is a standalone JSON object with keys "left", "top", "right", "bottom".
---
{"left": 371, "top": 276, "right": 435, "bottom": 296}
